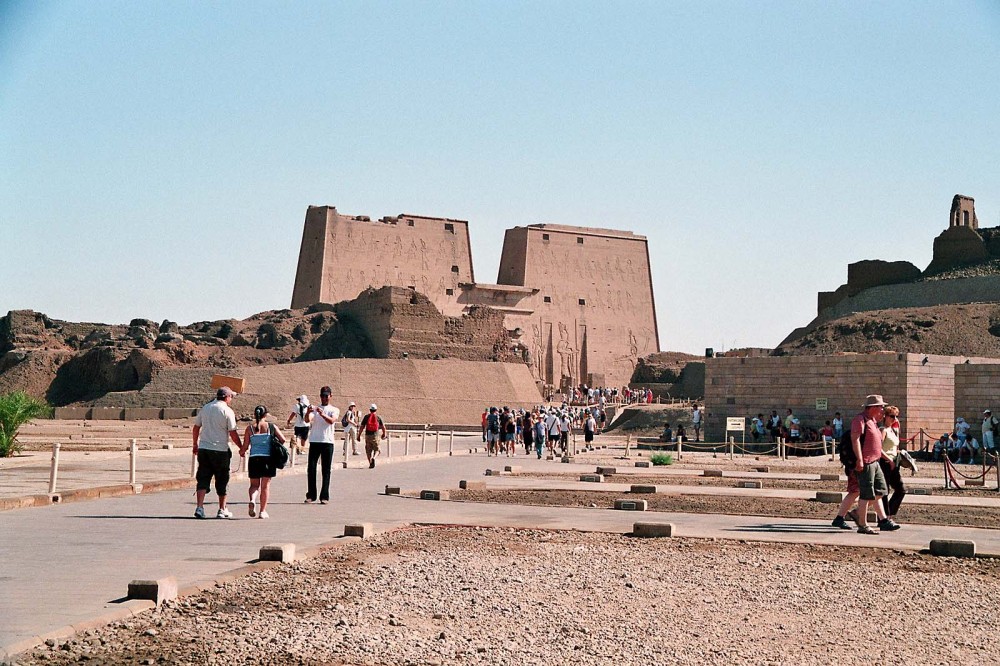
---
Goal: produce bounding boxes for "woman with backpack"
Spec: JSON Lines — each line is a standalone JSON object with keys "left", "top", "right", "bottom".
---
{"left": 245, "top": 405, "right": 286, "bottom": 520}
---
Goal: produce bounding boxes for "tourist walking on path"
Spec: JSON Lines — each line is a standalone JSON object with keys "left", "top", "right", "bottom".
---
{"left": 244, "top": 405, "right": 286, "bottom": 519}
{"left": 533, "top": 413, "right": 546, "bottom": 459}
{"left": 359, "top": 404, "right": 387, "bottom": 468}
{"left": 343, "top": 401, "right": 360, "bottom": 456}
{"left": 851, "top": 394, "right": 900, "bottom": 535}
{"left": 583, "top": 409, "right": 597, "bottom": 447}
{"left": 546, "top": 409, "right": 561, "bottom": 455}
{"left": 192, "top": 387, "right": 243, "bottom": 519}
{"left": 485, "top": 407, "right": 500, "bottom": 456}
{"left": 286, "top": 395, "right": 311, "bottom": 454}
{"left": 692, "top": 404, "right": 702, "bottom": 442}
{"left": 878, "top": 405, "right": 906, "bottom": 520}
{"left": 305, "top": 386, "right": 340, "bottom": 504}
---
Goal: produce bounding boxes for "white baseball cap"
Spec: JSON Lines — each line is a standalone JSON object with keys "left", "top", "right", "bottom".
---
{"left": 349, "top": 401, "right": 356, "bottom": 407}
{"left": 297, "top": 394, "right": 309, "bottom": 404}
{"left": 370, "top": 403, "right": 378, "bottom": 411}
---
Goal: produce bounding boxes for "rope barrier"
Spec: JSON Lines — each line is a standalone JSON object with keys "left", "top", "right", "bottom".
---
{"left": 944, "top": 456, "right": 995, "bottom": 481}
{"left": 734, "top": 444, "right": 778, "bottom": 456}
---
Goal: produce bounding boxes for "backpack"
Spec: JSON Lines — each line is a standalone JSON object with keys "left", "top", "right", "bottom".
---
{"left": 365, "top": 413, "right": 381, "bottom": 433}
{"left": 341, "top": 412, "right": 350, "bottom": 428}
{"left": 268, "top": 424, "right": 289, "bottom": 469}
{"left": 838, "top": 420, "right": 866, "bottom": 470}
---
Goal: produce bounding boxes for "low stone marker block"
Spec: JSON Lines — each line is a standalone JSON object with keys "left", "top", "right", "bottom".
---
{"left": 633, "top": 522, "right": 674, "bottom": 537}
{"left": 597, "top": 466, "right": 617, "bottom": 475}
{"left": 910, "top": 487, "right": 932, "bottom": 496}
{"left": 127, "top": 576, "right": 177, "bottom": 606}
{"left": 738, "top": 480, "right": 763, "bottom": 489}
{"left": 124, "top": 407, "right": 163, "bottom": 421}
{"left": 384, "top": 486, "right": 402, "bottom": 495}
{"left": 702, "top": 469, "right": 723, "bottom": 477}
{"left": 259, "top": 543, "right": 296, "bottom": 562}
{"left": 929, "top": 539, "right": 976, "bottom": 558}
{"left": 343, "top": 523, "right": 373, "bottom": 539}
{"left": 630, "top": 485, "right": 657, "bottom": 494}
{"left": 815, "top": 491, "right": 843, "bottom": 503}
{"left": 579, "top": 474, "right": 604, "bottom": 483}
{"left": 614, "top": 499, "right": 648, "bottom": 511}
{"left": 503, "top": 465, "right": 522, "bottom": 474}
{"left": 634, "top": 461, "right": 650, "bottom": 468}
{"left": 460, "top": 480, "right": 486, "bottom": 490}
{"left": 162, "top": 408, "right": 197, "bottom": 420}
{"left": 53, "top": 406, "right": 91, "bottom": 420}
{"left": 420, "top": 490, "right": 449, "bottom": 501}
{"left": 561, "top": 456, "right": 574, "bottom": 463}
{"left": 819, "top": 473, "right": 841, "bottom": 481}
{"left": 754, "top": 466, "right": 769, "bottom": 473}
{"left": 965, "top": 479, "right": 985, "bottom": 487}
{"left": 90, "top": 407, "right": 124, "bottom": 421}
{"left": 161, "top": 444, "right": 173, "bottom": 450}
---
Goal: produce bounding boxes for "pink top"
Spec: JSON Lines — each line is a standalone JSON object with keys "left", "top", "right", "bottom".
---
{"left": 851, "top": 413, "right": 883, "bottom": 464}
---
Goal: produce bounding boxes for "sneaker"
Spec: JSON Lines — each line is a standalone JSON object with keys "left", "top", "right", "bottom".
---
{"left": 217, "top": 508, "right": 233, "bottom": 519}
{"left": 878, "top": 518, "right": 901, "bottom": 531}
{"left": 857, "top": 525, "right": 878, "bottom": 535}
{"left": 194, "top": 506, "right": 206, "bottom": 519}
{"left": 370, "top": 459, "right": 376, "bottom": 469}
{"left": 249, "top": 491, "right": 258, "bottom": 518}
{"left": 831, "top": 516, "right": 852, "bottom": 530}
{"left": 258, "top": 511, "right": 269, "bottom": 519}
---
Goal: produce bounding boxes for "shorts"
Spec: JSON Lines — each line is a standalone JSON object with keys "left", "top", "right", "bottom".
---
{"left": 845, "top": 468, "right": 859, "bottom": 494}
{"left": 196, "top": 449, "right": 232, "bottom": 496}
{"left": 294, "top": 426, "right": 310, "bottom": 440}
{"left": 856, "top": 461, "right": 888, "bottom": 501}
{"left": 487, "top": 430, "right": 499, "bottom": 443}
{"left": 248, "top": 456, "right": 277, "bottom": 479}
{"left": 548, "top": 433, "right": 560, "bottom": 444}
{"left": 365, "top": 430, "right": 381, "bottom": 454}
{"left": 504, "top": 433, "right": 515, "bottom": 442}
{"left": 584, "top": 431, "right": 594, "bottom": 443}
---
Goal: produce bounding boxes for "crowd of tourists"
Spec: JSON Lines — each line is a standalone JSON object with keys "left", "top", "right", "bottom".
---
{"left": 190, "top": 385, "right": 387, "bottom": 520}
{"left": 481, "top": 404, "right": 605, "bottom": 459}
{"left": 564, "top": 385, "right": 654, "bottom": 406}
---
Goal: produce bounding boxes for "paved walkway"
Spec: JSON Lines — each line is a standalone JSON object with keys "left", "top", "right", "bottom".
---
{"left": 3, "top": 452, "right": 999, "bottom": 655}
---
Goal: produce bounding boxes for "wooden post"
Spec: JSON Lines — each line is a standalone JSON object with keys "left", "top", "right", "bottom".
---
{"left": 48, "top": 442, "right": 61, "bottom": 494}
{"left": 129, "top": 439, "right": 138, "bottom": 485}
{"left": 435, "top": 431, "right": 440, "bottom": 453}
{"left": 405, "top": 431, "right": 410, "bottom": 456}
{"left": 728, "top": 436, "right": 734, "bottom": 461}
{"left": 625, "top": 433, "right": 631, "bottom": 458}
{"left": 421, "top": 431, "right": 427, "bottom": 455}
{"left": 449, "top": 431, "right": 454, "bottom": 454}
{"left": 677, "top": 436, "right": 683, "bottom": 460}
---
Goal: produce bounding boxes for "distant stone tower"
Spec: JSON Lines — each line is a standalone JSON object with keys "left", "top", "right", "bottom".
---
{"left": 290, "top": 206, "right": 660, "bottom": 388}
{"left": 927, "top": 194, "right": 987, "bottom": 274}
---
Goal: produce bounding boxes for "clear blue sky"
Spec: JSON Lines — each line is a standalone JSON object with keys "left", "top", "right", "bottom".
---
{"left": 2, "top": 1, "right": 998, "bottom": 353}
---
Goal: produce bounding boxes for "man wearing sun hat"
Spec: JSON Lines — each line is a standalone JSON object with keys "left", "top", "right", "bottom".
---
{"left": 192, "top": 386, "right": 243, "bottom": 519}
{"left": 343, "top": 401, "right": 360, "bottom": 456}
{"left": 850, "top": 394, "right": 900, "bottom": 534}
{"left": 286, "top": 394, "right": 311, "bottom": 455}
{"left": 359, "top": 403, "right": 387, "bottom": 469}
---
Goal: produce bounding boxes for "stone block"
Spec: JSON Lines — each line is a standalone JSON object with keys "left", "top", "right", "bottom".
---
{"left": 630, "top": 485, "right": 657, "bottom": 494}
{"left": 929, "top": 539, "right": 976, "bottom": 558}
{"left": 633, "top": 522, "right": 675, "bottom": 537}
{"left": 53, "top": 407, "right": 90, "bottom": 420}
{"left": 702, "top": 469, "right": 723, "bottom": 477}
{"left": 546, "top": 455, "right": 555, "bottom": 460}
{"left": 819, "top": 473, "right": 841, "bottom": 481}
{"left": 343, "top": 523, "right": 373, "bottom": 539}
{"left": 210, "top": 374, "right": 246, "bottom": 394}
{"left": 815, "top": 491, "right": 843, "bottom": 503}
{"left": 420, "top": 490, "right": 449, "bottom": 501}
{"left": 754, "top": 466, "right": 769, "bottom": 473}
{"left": 738, "top": 480, "right": 763, "bottom": 489}
{"left": 504, "top": 465, "right": 522, "bottom": 473}
{"left": 910, "top": 487, "right": 932, "bottom": 496}
{"left": 127, "top": 576, "right": 177, "bottom": 606}
{"left": 579, "top": 474, "right": 604, "bottom": 483}
{"left": 161, "top": 443, "right": 173, "bottom": 450}
{"left": 485, "top": 469, "right": 509, "bottom": 477}
{"left": 596, "top": 466, "right": 617, "bottom": 475}
{"left": 162, "top": 408, "right": 197, "bottom": 420}
{"left": 965, "top": 479, "right": 985, "bottom": 487}
{"left": 124, "top": 408, "right": 162, "bottom": 421}
{"left": 384, "top": 486, "right": 402, "bottom": 495}
{"left": 459, "top": 480, "right": 486, "bottom": 490}
{"left": 259, "top": 543, "right": 296, "bottom": 562}
{"left": 634, "top": 461, "right": 650, "bottom": 468}
{"left": 561, "top": 456, "right": 574, "bottom": 463}
{"left": 89, "top": 407, "right": 124, "bottom": 421}
{"left": 614, "top": 499, "right": 648, "bottom": 511}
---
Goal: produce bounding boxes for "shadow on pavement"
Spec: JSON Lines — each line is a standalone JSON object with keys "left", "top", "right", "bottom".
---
{"left": 728, "top": 523, "right": 846, "bottom": 535}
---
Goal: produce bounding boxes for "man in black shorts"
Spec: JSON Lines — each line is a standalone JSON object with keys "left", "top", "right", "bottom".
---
{"left": 192, "top": 387, "right": 243, "bottom": 519}
{"left": 287, "top": 394, "right": 311, "bottom": 454}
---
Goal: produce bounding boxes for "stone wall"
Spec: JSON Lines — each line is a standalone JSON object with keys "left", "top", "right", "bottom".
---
{"left": 704, "top": 352, "right": 1000, "bottom": 441}
{"left": 954, "top": 364, "right": 1000, "bottom": 433}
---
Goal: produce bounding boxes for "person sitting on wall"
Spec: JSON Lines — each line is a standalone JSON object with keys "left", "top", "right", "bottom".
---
{"left": 957, "top": 432, "right": 978, "bottom": 464}
{"left": 933, "top": 433, "right": 949, "bottom": 462}
{"left": 675, "top": 424, "right": 687, "bottom": 442}
{"left": 659, "top": 422, "right": 674, "bottom": 443}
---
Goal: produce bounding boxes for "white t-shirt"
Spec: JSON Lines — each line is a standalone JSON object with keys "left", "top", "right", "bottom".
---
{"left": 545, "top": 414, "right": 560, "bottom": 436}
{"left": 692, "top": 408, "right": 702, "bottom": 425}
{"left": 195, "top": 400, "right": 237, "bottom": 452}
{"left": 956, "top": 420, "right": 970, "bottom": 436}
{"left": 344, "top": 408, "right": 359, "bottom": 431}
{"left": 559, "top": 417, "right": 571, "bottom": 433}
{"left": 290, "top": 403, "right": 310, "bottom": 429}
{"left": 308, "top": 404, "right": 341, "bottom": 443}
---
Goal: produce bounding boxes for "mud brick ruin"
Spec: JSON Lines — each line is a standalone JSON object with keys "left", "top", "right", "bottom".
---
{"left": 291, "top": 206, "right": 660, "bottom": 389}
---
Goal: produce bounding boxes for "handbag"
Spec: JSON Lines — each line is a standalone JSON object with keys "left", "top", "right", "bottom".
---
{"left": 268, "top": 423, "right": 289, "bottom": 469}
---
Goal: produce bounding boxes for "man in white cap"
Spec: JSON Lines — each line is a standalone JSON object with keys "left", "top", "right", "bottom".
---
{"left": 983, "top": 409, "right": 998, "bottom": 455}
{"left": 286, "top": 394, "right": 311, "bottom": 454}
{"left": 192, "top": 387, "right": 243, "bottom": 519}
{"left": 359, "top": 404, "right": 387, "bottom": 469}
{"left": 343, "top": 401, "right": 360, "bottom": 456}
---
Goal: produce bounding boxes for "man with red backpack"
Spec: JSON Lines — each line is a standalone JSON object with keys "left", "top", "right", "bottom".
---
{"left": 359, "top": 403, "right": 387, "bottom": 469}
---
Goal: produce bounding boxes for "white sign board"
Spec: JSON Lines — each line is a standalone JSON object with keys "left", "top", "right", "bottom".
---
{"left": 726, "top": 417, "right": 745, "bottom": 432}
{"left": 815, "top": 398, "right": 829, "bottom": 410}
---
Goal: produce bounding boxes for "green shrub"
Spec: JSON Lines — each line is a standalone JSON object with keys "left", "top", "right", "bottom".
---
{"left": 650, "top": 452, "right": 673, "bottom": 466}
{"left": 0, "top": 391, "right": 48, "bottom": 458}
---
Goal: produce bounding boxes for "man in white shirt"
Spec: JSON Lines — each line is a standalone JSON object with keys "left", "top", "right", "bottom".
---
{"left": 192, "top": 387, "right": 243, "bottom": 519}
{"left": 305, "top": 386, "right": 340, "bottom": 504}
{"left": 692, "top": 404, "right": 703, "bottom": 442}
{"left": 545, "top": 410, "right": 561, "bottom": 456}
{"left": 982, "top": 410, "right": 997, "bottom": 454}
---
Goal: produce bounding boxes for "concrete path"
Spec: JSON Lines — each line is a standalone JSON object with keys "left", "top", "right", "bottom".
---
{"left": 2, "top": 452, "right": 999, "bottom": 655}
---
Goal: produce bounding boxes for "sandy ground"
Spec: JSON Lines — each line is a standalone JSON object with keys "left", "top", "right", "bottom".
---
{"left": 451, "top": 489, "right": 1000, "bottom": 529}
{"left": 17, "top": 527, "right": 1000, "bottom": 666}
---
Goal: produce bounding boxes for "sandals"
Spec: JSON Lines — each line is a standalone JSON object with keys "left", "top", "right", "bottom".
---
{"left": 857, "top": 525, "right": 878, "bottom": 535}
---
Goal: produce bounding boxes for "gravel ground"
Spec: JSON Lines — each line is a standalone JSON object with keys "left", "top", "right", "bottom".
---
{"left": 17, "top": 527, "right": 1000, "bottom": 666}
{"left": 451, "top": 489, "right": 1000, "bottom": 529}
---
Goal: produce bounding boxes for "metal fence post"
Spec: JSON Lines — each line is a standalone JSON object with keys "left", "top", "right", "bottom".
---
{"left": 421, "top": 431, "right": 426, "bottom": 455}
{"left": 405, "top": 431, "right": 411, "bottom": 456}
{"left": 449, "top": 431, "right": 454, "bottom": 454}
{"left": 129, "top": 439, "right": 138, "bottom": 485}
{"left": 435, "top": 431, "right": 440, "bottom": 453}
